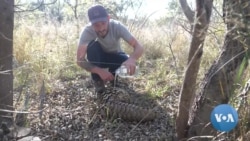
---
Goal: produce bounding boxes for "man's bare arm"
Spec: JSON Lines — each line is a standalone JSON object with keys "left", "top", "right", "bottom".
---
{"left": 122, "top": 36, "right": 144, "bottom": 75}
{"left": 127, "top": 36, "right": 144, "bottom": 60}
{"left": 76, "top": 45, "right": 95, "bottom": 71}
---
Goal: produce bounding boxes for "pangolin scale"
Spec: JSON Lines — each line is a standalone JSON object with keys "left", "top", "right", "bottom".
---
{"left": 96, "top": 87, "right": 158, "bottom": 122}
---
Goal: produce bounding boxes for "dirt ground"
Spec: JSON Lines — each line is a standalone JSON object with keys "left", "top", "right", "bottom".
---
{"left": 20, "top": 75, "right": 180, "bottom": 141}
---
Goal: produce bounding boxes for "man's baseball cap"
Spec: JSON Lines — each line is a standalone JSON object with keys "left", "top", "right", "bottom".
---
{"left": 88, "top": 5, "right": 108, "bottom": 24}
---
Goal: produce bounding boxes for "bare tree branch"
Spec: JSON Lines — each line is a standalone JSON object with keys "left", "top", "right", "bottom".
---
{"left": 179, "top": 0, "right": 195, "bottom": 23}
{"left": 14, "top": 0, "right": 57, "bottom": 13}
{"left": 212, "top": 5, "right": 223, "bottom": 19}
{"left": 64, "top": 0, "right": 80, "bottom": 19}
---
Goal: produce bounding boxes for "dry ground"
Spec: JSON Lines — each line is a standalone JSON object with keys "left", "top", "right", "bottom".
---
{"left": 16, "top": 74, "right": 180, "bottom": 141}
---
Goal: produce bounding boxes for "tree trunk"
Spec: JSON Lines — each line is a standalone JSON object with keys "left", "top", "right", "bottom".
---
{"left": 0, "top": 0, "right": 14, "bottom": 123}
{"left": 176, "top": 0, "right": 213, "bottom": 140}
{"left": 188, "top": 0, "right": 250, "bottom": 139}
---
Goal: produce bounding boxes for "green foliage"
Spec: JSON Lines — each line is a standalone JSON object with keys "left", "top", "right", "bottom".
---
{"left": 235, "top": 54, "right": 249, "bottom": 84}
{"left": 139, "top": 60, "right": 182, "bottom": 98}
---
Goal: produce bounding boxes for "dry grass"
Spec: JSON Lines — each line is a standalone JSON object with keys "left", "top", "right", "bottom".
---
{"left": 13, "top": 20, "right": 83, "bottom": 93}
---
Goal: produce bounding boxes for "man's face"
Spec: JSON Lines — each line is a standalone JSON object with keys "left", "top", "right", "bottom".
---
{"left": 92, "top": 20, "right": 109, "bottom": 38}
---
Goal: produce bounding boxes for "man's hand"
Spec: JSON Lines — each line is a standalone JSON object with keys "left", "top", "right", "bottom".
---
{"left": 95, "top": 68, "right": 114, "bottom": 81}
{"left": 122, "top": 57, "right": 136, "bottom": 75}
{"left": 99, "top": 70, "right": 114, "bottom": 81}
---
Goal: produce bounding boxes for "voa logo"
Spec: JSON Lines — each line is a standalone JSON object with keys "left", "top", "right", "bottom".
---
{"left": 210, "top": 104, "right": 238, "bottom": 132}
{"left": 214, "top": 113, "right": 235, "bottom": 123}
